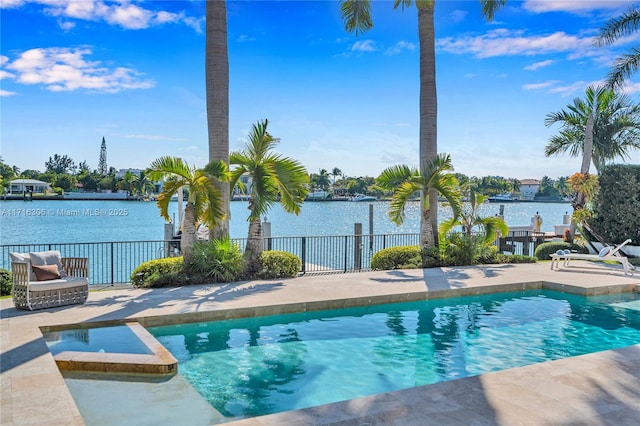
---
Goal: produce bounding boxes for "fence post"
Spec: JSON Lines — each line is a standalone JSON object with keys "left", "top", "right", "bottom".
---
{"left": 354, "top": 223, "right": 362, "bottom": 271}
{"left": 369, "top": 204, "right": 374, "bottom": 250}
{"left": 110, "top": 242, "right": 114, "bottom": 284}
{"left": 301, "top": 237, "right": 306, "bottom": 274}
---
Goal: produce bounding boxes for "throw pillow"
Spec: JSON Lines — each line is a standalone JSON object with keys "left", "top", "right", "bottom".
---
{"left": 9, "top": 252, "right": 37, "bottom": 281}
{"left": 29, "top": 250, "right": 67, "bottom": 277}
{"left": 32, "top": 264, "right": 62, "bottom": 281}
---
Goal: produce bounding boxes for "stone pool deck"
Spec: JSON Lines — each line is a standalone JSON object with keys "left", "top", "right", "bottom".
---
{"left": 1, "top": 261, "right": 639, "bottom": 425}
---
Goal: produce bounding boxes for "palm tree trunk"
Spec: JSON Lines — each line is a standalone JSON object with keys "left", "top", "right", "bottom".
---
{"left": 181, "top": 202, "right": 198, "bottom": 267}
{"left": 245, "top": 217, "right": 263, "bottom": 276}
{"left": 420, "top": 202, "right": 436, "bottom": 250}
{"left": 418, "top": 3, "right": 439, "bottom": 247}
{"left": 206, "top": 0, "right": 230, "bottom": 240}
{"left": 569, "top": 113, "right": 594, "bottom": 242}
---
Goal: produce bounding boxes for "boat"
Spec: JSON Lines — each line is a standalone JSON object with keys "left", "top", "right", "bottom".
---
{"left": 307, "top": 190, "right": 330, "bottom": 201}
{"left": 488, "top": 193, "right": 516, "bottom": 203}
{"left": 351, "top": 193, "right": 377, "bottom": 202}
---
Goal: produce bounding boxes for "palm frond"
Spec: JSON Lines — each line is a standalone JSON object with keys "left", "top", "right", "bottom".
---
{"left": 388, "top": 180, "right": 421, "bottom": 225}
{"left": 606, "top": 47, "right": 640, "bottom": 90}
{"left": 340, "top": 0, "right": 373, "bottom": 36}
{"left": 595, "top": 6, "right": 640, "bottom": 46}
{"left": 480, "top": 0, "right": 507, "bottom": 22}
{"left": 377, "top": 164, "right": 416, "bottom": 190}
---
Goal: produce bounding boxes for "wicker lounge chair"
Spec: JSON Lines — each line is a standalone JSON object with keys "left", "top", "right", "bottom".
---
{"left": 10, "top": 251, "right": 89, "bottom": 310}
{"left": 550, "top": 239, "right": 635, "bottom": 276}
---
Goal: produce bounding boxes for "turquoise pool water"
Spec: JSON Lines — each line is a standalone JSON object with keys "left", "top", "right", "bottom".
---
{"left": 149, "top": 290, "right": 640, "bottom": 420}
{"left": 44, "top": 325, "right": 153, "bottom": 355}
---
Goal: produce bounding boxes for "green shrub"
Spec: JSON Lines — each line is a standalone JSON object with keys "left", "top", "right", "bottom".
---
{"left": 534, "top": 242, "right": 587, "bottom": 260}
{"left": 0, "top": 268, "right": 12, "bottom": 296}
{"left": 589, "top": 164, "right": 640, "bottom": 245}
{"left": 189, "top": 238, "right": 245, "bottom": 283}
{"left": 490, "top": 253, "right": 537, "bottom": 264}
{"left": 371, "top": 246, "right": 422, "bottom": 270}
{"left": 259, "top": 251, "right": 301, "bottom": 278}
{"left": 131, "top": 257, "right": 186, "bottom": 288}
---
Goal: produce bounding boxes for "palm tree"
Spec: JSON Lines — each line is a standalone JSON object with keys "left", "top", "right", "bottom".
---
{"left": 377, "top": 153, "right": 462, "bottom": 251}
{"left": 439, "top": 189, "right": 508, "bottom": 244}
{"left": 148, "top": 157, "right": 228, "bottom": 265}
{"left": 228, "top": 119, "right": 309, "bottom": 275}
{"left": 331, "top": 167, "right": 342, "bottom": 185}
{"left": 544, "top": 86, "right": 640, "bottom": 173}
{"left": 595, "top": 6, "right": 640, "bottom": 89}
{"left": 340, "top": 0, "right": 505, "bottom": 248}
{"left": 206, "top": 0, "right": 230, "bottom": 240}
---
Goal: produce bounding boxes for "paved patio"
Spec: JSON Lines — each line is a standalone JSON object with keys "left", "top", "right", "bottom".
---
{"left": 1, "top": 261, "right": 639, "bottom": 425}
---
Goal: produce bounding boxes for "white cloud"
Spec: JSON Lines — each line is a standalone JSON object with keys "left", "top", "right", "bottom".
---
{"left": 57, "top": 19, "right": 75, "bottom": 31}
{"left": 449, "top": 9, "right": 468, "bottom": 23}
{"left": 437, "top": 28, "right": 595, "bottom": 58}
{"left": 0, "top": 55, "right": 9, "bottom": 66}
{"left": 237, "top": 34, "right": 256, "bottom": 43}
{"left": 384, "top": 41, "right": 416, "bottom": 56}
{"left": 351, "top": 40, "right": 377, "bottom": 53}
{"left": 523, "top": 1, "right": 632, "bottom": 14}
{"left": 6, "top": 0, "right": 199, "bottom": 31}
{"left": 524, "top": 59, "right": 555, "bottom": 71}
{"left": 548, "top": 80, "right": 592, "bottom": 97}
{"left": 0, "top": 69, "right": 16, "bottom": 79}
{"left": 522, "top": 80, "right": 560, "bottom": 90}
{"left": 4, "top": 47, "right": 155, "bottom": 93}
{"left": 0, "top": 90, "right": 17, "bottom": 96}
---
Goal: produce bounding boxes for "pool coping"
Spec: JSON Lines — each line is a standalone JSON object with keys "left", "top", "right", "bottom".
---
{"left": 2, "top": 262, "right": 640, "bottom": 425}
{"left": 42, "top": 322, "right": 178, "bottom": 376}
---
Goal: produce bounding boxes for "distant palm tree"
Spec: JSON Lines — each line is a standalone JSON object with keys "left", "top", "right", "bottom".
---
{"left": 377, "top": 153, "right": 462, "bottom": 251}
{"left": 595, "top": 6, "right": 640, "bottom": 89}
{"left": 228, "top": 119, "right": 309, "bottom": 275}
{"left": 340, "top": 0, "right": 505, "bottom": 248}
{"left": 148, "top": 157, "right": 228, "bottom": 265}
{"left": 206, "top": 0, "right": 230, "bottom": 240}
{"left": 331, "top": 167, "right": 342, "bottom": 185}
{"left": 544, "top": 86, "right": 640, "bottom": 173}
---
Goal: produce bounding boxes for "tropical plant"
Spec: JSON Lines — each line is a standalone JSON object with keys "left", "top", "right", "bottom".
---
{"left": 544, "top": 86, "right": 640, "bottom": 173}
{"left": 189, "top": 238, "right": 244, "bottom": 283}
{"left": 147, "top": 156, "right": 228, "bottom": 265}
{"left": 595, "top": 6, "right": 640, "bottom": 89}
{"left": 206, "top": 0, "right": 230, "bottom": 240}
{"left": 439, "top": 189, "right": 508, "bottom": 244}
{"left": 377, "top": 153, "right": 462, "bottom": 251}
{"left": 340, "top": 0, "right": 505, "bottom": 247}
{"left": 228, "top": 119, "right": 309, "bottom": 275}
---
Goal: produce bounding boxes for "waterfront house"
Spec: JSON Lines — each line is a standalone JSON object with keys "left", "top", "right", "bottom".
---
{"left": 9, "top": 179, "right": 51, "bottom": 194}
{"left": 519, "top": 179, "right": 541, "bottom": 201}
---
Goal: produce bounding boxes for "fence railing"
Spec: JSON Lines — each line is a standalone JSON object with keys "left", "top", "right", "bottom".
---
{"left": 1, "top": 231, "right": 543, "bottom": 285}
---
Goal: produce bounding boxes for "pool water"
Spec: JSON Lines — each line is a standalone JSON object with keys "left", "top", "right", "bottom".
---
{"left": 45, "top": 325, "right": 153, "bottom": 355}
{"left": 148, "top": 290, "right": 640, "bottom": 420}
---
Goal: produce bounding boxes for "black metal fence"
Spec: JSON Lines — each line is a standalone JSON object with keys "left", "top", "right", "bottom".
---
{"left": 1, "top": 231, "right": 543, "bottom": 285}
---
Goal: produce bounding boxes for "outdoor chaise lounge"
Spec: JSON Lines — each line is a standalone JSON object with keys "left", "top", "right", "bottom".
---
{"left": 10, "top": 250, "right": 89, "bottom": 310}
{"left": 550, "top": 238, "right": 635, "bottom": 276}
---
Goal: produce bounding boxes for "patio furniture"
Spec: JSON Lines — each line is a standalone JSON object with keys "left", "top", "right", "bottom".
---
{"left": 10, "top": 250, "right": 89, "bottom": 310}
{"left": 550, "top": 239, "right": 635, "bottom": 276}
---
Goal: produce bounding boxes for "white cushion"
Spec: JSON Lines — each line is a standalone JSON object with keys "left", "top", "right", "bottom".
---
{"left": 10, "top": 252, "right": 36, "bottom": 281}
{"left": 29, "top": 250, "right": 67, "bottom": 277}
{"left": 28, "top": 277, "right": 88, "bottom": 291}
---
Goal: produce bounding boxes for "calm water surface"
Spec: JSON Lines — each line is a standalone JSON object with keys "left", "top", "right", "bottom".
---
{"left": 0, "top": 199, "right": 570, "bottom": 244}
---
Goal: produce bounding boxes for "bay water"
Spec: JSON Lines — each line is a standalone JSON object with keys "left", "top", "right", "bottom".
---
{"left": 0, "top": 199, "right": 571, "bottom": 245}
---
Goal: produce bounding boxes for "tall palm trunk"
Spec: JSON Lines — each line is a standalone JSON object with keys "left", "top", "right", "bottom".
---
{"left": 206, "top": 0, "right": 230, "bottom": 240}
{"left": 245, "top": 215, "right": 263, "bottom": 276}
{"left": 569, "top": 113, "right": 594, "bottom": 242}
{"left": 181, "top": 202, "right": 198, "bottom": 266}
{"left": 418, "top": 3, "right": 438, "bottom": 247}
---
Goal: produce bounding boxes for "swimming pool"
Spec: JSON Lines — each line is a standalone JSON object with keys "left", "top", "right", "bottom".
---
{"left": 147, "top": 290, "right": 640, "bottom": 421}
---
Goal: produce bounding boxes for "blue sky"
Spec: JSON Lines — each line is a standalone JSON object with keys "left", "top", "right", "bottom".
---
{"left": 2, "top": 0, "right": 639, "bottom": 181}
